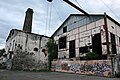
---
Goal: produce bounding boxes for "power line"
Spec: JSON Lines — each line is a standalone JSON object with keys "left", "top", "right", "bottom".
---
{"left": 45, "top": 2, "right": 52, "bottom": 35}
{"left": 100, "top": 0, "right": 120, "bottom": 20}
{"left": 53, "top": 3, "right": 63, "bottom": 22}
{"left": 74, "top": 0, "right": 83, "bottom": 8}
{"left": 45, "top": 2, "right": 49, "bottom": 35}
{"left": 48, "top": 2, "right": 52, "bottom": 33}
{"left": 74, "top": 0, "right": 94, "bottom": 13}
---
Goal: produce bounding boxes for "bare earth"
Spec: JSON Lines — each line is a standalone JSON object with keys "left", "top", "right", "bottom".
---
{"left": 0, "top": 69, "right": 119, "bottom": 80}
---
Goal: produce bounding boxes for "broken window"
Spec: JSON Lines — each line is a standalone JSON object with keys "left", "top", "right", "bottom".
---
{"left": 69, "top": 40, "right": 75, "bottom": 58}
{"left": 42, "top": 49, "right": 45, "bottom": 53}
{"left": 34, "top": 47, "right": 38, "bottom": 52}
{"left": 92, "top": 33, "right": 102, "bottom": 54}
{"left": 63, "top": 26, "right": 67, "bottom": 33}
{"left": 92, "top": 33, "right": 102, "bottom": 59}
{"left": 42, "top": 49, "right": 47, "bottom": 57}
{"left": 59, "top": 36, "right": 66, "bottom": 49}
{"left": 119, "top": 37, "right": 120, "bottom": 45}
{"left": 79, "top": 47, "right": 89, "bottom": 53}
{"left": 110, "top": 33, "right": 117, "bottom": 54}
{"left": 111, "top": 26, "right": 114, "bottom": 29}
{"left": 54, "top": 45, "right": 58, "bottom": 59}
{"left": 9, "top": 51, "right": 13, "bottom": 59}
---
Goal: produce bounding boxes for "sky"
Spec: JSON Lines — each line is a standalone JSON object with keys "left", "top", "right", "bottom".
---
{"left": 0, "top": 0, "right": 120, "bottom": 49}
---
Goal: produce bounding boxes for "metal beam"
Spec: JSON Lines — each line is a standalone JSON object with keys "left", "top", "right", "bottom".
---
{"left": 63, "top": 0, "right": 89, "bottom": 16}
{"left": 47, "top": 0, "right": 53, "bottom": 2}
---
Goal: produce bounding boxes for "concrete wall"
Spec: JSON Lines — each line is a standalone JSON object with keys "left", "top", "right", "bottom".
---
{"left": 54, "top": 15, "right": 120, "bottom": 58}
{"left": 54, "top": 15, "right": 104, "bottom": 36}
{"left": 52, "top": 60, "right": 112, "bottom": 77}
{"left": 5, "top": 30, "right": 50, "bottom": 70}
{"left": 107, "top": 18, "right": 120, "bottom": 55}
{"left": 54, "top": 17, "right": 105, "bottom": 58}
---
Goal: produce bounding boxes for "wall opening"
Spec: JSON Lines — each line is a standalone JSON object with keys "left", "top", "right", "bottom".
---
{"left": 9, "top": 51, "right": 13, "bottom": 59}
{"left": 63, "top": 26, "right": 67, "bottom": 33}
{"left": 34, "top": 47, "right": 38, "bottom": 52}
{"left": 119, "top": 37, "right": 120, "bottom": 45}
{"left": 69, "top": 40, "right": 75, "bottom": 58}
{"left": 59, "top": 36, "right": 66, "bottom": 49}
{"left": 79, "top": 46, "right": 89, "bottom": 53}
{"left": 92, "top": 33, "right": 102, "bottom": 59}
{"left": 42, "top": 49, "right": 47, "bottom": 56}
{"left": 110, "top": 33, "right": 117, "bottom": 54}
{"left": 54, "top": 45, "right": 58, "bottom": 59}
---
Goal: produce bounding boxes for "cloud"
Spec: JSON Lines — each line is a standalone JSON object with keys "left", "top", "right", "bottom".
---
{"left": 0, "top": 0, "right": 120, "bottom": 49}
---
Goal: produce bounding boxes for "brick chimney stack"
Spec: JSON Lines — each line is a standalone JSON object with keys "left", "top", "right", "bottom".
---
{"left": 23, "top": 8, "right": 33, "bottom": 33}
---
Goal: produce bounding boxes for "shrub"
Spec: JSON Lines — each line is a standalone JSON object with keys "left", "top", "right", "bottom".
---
{"left": 46, "top": 40, "right": 58, "bottom": 70}
{"left": 83, "top": 52, "right": 100, "bottom": 60}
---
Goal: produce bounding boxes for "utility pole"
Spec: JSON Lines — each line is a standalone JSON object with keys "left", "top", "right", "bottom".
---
{"left": 63, "top": 0, "right": 89, "bottom": 16}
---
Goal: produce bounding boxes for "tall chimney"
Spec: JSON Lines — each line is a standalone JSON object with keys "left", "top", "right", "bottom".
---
{"left": 23, "top": 8, "right": 33, "bottom": 33}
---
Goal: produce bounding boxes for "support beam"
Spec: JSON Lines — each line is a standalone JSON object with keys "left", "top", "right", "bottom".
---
{"left": 47, "top": 0, "right": 53, "bottom": 2}
{"left": 104, "top": 13, "right": 110, "bottom": 55}
{"left": 63, "top": 0, "right": 89, "bottom": 16}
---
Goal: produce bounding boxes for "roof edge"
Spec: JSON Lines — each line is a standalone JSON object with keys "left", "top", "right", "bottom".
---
{"left": 6, "top": 29, "right": 51, "bottom": 42}
{"left": 51, "top": 13, "right": 120, "bottom": 37}
{"left": 51, "top": 13, "right": 105, "bottom": 37}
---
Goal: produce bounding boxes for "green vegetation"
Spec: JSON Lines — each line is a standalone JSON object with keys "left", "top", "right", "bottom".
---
{"left": 82, "top": 52, "right": 100, "bottom": 60}
{"left": 46, "top": 39, "right": 58, "bottom": 70}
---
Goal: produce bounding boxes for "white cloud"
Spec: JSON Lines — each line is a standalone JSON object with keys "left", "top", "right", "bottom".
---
{"left": 0, "top": 0, "right": 120, "bottom": 49}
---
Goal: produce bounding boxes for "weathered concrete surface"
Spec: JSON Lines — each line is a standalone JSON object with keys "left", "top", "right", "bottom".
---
{"left": 52, "top": 60, "right": 112, "bottom": 77}
{"left": 0, "top": 69, "right": 119, "bottom": 80}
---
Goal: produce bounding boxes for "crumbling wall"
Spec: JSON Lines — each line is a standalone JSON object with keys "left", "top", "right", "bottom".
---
{"left": 12, "top": 47, "right": 49, "bottom": 70}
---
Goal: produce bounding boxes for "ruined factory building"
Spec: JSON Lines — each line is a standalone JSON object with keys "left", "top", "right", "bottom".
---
{"left": 52, "top": 13, "right": 120, "bottom": 60}
{"left": 5, "top": 8, "right": 51, "bottom": 69}
{"left": 51, "top": 13, "right": 120, "bottom": 77}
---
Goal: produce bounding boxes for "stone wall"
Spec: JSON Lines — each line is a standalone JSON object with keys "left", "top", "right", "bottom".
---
{"left": 52, "top": 60, "right": 112, "bottom": 77}
{"left": 11, "top": 48, "right": 49, "bottom": 71}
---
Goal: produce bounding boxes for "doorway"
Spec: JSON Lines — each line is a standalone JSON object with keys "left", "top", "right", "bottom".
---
{"left": 92, "top": 33, "right": 102, "bottom": 58}
{"left": 69, "top": 40, "right": 75, "bottom": 58}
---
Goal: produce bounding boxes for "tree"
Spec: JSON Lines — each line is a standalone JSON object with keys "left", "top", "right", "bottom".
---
{"left": 0, "top": 48, "right": 5, "bottom": 57}
{"left": 46, "top": 39, "right": 58, "bottom": 70}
